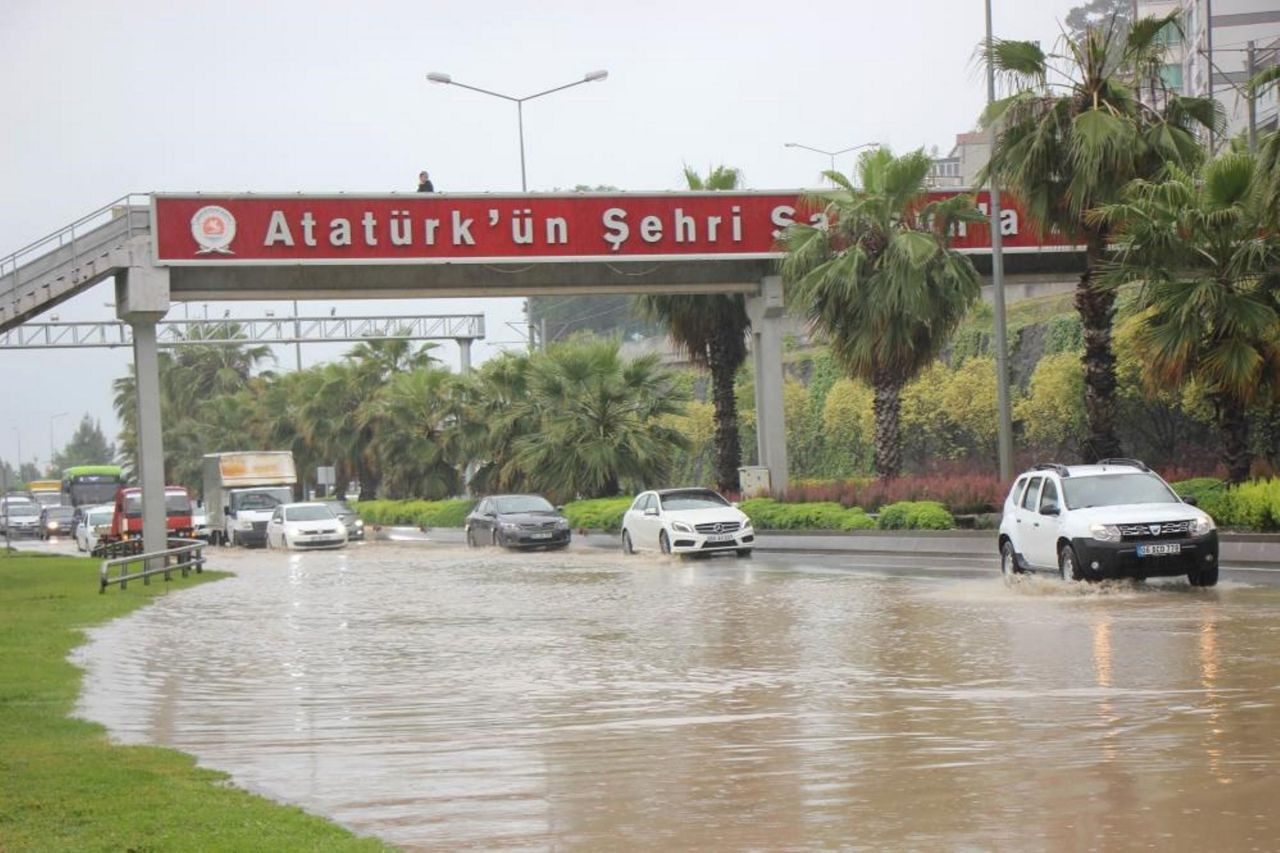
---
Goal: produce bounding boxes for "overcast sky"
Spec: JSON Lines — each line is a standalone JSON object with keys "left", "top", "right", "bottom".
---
{"left": 0, "top": 0, "right": 1070, "bottom": 470}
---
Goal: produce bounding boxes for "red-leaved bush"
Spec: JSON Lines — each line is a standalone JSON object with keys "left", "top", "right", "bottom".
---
{"left": 785, "top": 474, "right": 1006, "bottom": 514}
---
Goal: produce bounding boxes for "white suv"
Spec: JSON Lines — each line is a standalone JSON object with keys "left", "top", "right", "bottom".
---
{"left": 998, "top": 459, "right": 1219, "bottom": 586}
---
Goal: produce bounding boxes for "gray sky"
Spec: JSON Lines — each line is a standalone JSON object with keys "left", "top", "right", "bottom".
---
{"left": 1, "top": 0, "right": 1070, "bottom": 470}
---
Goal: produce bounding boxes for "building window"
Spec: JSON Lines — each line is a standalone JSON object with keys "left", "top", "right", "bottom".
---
{"left": 1161, "top": 63, "right": 1183, "bottom": 90}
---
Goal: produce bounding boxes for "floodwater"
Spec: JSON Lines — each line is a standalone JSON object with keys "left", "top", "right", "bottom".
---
{"left": 73, "top": 543, "right": 1280, "bottom": 851}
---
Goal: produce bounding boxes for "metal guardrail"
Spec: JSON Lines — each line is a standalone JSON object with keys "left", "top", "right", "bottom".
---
{"left": 0, "top": 193, "right": 150, "bottom": 282}
{"left": 99, "top": 538, "right": 205, "bottom": 593}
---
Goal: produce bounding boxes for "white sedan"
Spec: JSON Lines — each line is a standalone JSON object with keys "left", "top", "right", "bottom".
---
{"left": 621, "top": 488, "right": 755, "bottom": 557}
{"left": 75, "top": 504, "right": 115, "bottom": 553}
{"left": 265, "top": 502, "right": 348, "bottom": 550}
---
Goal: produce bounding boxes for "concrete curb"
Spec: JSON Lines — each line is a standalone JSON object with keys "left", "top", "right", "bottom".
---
{"left": 373, "top": 526, "right": 1280, "bottom": 567}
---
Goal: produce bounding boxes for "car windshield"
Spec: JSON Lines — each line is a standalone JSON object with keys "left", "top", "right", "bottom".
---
{"left": 8, "top": 504, "right": 38, "bottom": 517}
{"left": 45, "top": 507, "right": 75, "bottom": 521}
{"left": 285, "top": 505, "right": 335, "bottom": 522}
{"left": 334, "top": 501, "right": 355, "bottom": 514}
{"left": 1062, "top": 473, "right": 1180, "bottom": 509}
{"left": 660, "top": 490, "right": 730, "bottom": 511}
{"left": 235, "top": 489, "right": 291, "bottom": 511}
{"left": 89, "top": 510, "right": 113, "bottom": 525}
{"left": 493, "top": 495, "right": 554, "bottom": 514}
{"left": 123, "top": 493, "right": 192, "bottom": 517}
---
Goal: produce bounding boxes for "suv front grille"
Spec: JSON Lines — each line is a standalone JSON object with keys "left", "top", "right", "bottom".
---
{"left": 695, "top": 521, "right": 741, "bottom": 534}
{"left": 1119, "top": 520, "right": 1192, "bottom": 540}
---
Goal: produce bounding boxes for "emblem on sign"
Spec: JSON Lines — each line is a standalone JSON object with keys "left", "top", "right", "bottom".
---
{"left": 1149, "top": 524, "right": 1162, "bottom": 536}
{"left": 190, "top": 205, "right": 237, "bottom": 254}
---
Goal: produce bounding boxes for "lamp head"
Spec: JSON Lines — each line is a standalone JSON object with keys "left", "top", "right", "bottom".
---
{"left": 584, "top": 70, "right": 608, "bottom": 82}
{"left": 426, "top": 72, "right": 452, "bottom": 85}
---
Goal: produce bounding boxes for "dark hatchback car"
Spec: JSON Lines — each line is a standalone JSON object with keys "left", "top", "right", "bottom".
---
{"left": 39, "top": 505, "right": 77, "bottom": 539}
{"left": 332, "top": 500, "right": 365, "bottom": 541}
{"left": 465, "top": 494, "right": 571, "bottom": 550}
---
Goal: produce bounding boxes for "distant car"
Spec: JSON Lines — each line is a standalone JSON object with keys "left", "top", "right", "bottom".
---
{"left": 331, "top": 499, "right": 365, "bottom": 541}
{"left": 76, "top": 504, "right": 115, "bottom": 553}
{"left": 464, "top": 494, "right": 571, "bottom": 550}
{"left": 265, "top": 502, "right": 348, "bottom": 550}
{"left": 998, "top": 458, "right": 1219, "bottom": 586}
{"left": 620, "top": 488, "right": 755, "bottom": 557}
{"left": 39, "top": 505, "right": 77, "bottom": 539}
{"left": 2, "top": 501, "right": 42, "bottom": 538}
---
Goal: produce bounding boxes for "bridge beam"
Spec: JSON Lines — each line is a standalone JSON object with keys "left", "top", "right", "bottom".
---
{"left": 116, "top": 265, "right": 170, "bottom": 560}
{"left": 747, "top": 275, "right": 789, "bottom": 497}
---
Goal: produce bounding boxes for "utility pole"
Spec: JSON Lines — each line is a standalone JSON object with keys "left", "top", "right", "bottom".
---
{"left": 293, "top": 300, "right": 302, "bottom": 370}
{"left": 986, "top": 0, "right": 1013, "bottom": 483}
{"left": 1247, "top": 40, "right": 1258, "bottom": 152}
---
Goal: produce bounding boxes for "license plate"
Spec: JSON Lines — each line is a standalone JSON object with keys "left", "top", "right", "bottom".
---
{"left": 531, "top": 532, "right": 553, "bottom": 540}
{"left": 705, "top": 533, "right": 735, "bottom": 543}
{"left": 1137, "top": 543, "right": 1181, "bottom": 557}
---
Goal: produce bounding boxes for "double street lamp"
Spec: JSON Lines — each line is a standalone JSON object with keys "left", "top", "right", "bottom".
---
{"left": 784, "top": 141, "right": 879, "bottom": 182}
{"left": 426, "top": 69, "right": 609, "bottom": 192}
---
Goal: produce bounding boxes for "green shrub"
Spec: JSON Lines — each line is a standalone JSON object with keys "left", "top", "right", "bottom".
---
{"left": 562, "top": 497, "right": 633, "bottom": 532}
{"left": 1171, "top": 477, "right": 1228, "bottom": 521}
{"left": 876, "top": 500, "right": 955, "bottom": 530}
{"left": 354, "top": 498, "right": 473, "bottom": 528}
{"left": 739, "top": 498, "right": 875, "bottom": 531}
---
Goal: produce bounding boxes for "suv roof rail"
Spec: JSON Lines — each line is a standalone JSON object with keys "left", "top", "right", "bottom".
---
{"left": 1097, "top": 457, "right": 1150, "bottom": 471}
{"left": 1032, "top": 463, "right": 1071, "bottom": 477}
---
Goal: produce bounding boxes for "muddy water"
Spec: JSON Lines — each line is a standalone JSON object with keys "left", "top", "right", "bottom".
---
{"left": 73, "top": 544, "right": 1280, "bottom": 851}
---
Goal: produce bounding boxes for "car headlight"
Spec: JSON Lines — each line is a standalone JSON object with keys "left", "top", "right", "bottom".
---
{"left": 500, "top": 522, "right": 519, "bottom": 531}
{"left": 48, "top": 521, "right": 59, "bottom": 529}
{"left": 556, "top": 519, "right": 569, "bottom": 529}
{"left": 1191, "top": 516, "right": 1216, "bottom": 536}
{"left": 1089, "top": 523, "right": 1121, "bottom": 542}
{"left": 671, "top": 521, "right": 693, "bottom": 534}
{"left": 354, "top": 519, "right": 363, "bottom": 528}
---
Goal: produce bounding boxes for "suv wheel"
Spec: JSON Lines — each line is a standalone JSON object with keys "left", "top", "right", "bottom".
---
{"left": 1000, "top": 540, "right": 1023, "bottom": 577}
{"left": 1058, "top": 543, "right": 1081, "bottom": 582}
{"left": 1189, "top": 565, "right": 1219, "bottom": 588}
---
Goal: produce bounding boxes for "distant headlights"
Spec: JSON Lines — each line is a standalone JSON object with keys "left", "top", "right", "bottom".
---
{"left": 1089, "top": 523, "right": 1121, "bottom": 542}
{"left": 1191, "top": 516, "right": 1216, "bottom": 536}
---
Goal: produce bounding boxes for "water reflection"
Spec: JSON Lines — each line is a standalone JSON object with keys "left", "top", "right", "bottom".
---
{"left": 72, "top": 545, "right": 1280, "bottom": 850}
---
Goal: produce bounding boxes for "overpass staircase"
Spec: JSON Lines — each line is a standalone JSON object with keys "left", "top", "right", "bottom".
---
{"left": 0, "top": 194, "right": 152, "bottom": 334}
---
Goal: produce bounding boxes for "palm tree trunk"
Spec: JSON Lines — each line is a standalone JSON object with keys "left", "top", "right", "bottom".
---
{"left": 1219, "top": 400, "right": 1252, "bottom": 485}
{"left": 1076, "top": 231, "right": 1122, "bottom": 462}
{"left": 708, "top": 338, "right": 742, "bottom": 494}
{"left": 872, "top": 369, "right": 903, "bottom": 481}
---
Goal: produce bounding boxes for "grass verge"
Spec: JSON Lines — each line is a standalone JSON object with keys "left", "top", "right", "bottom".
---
{"left": 0, "top": 549, "right": 389, "bottom": 852}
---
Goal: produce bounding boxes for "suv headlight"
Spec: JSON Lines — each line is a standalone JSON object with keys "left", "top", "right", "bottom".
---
{"left": 1191, "top": 516, "right": 1216, "bottom": 536}
{"left": 556, "top": 519, "right": 569, "bottom": 529}
{"left": 671, "top": 521, "right": 693, "bottom": 534}
{"left": 1089, "top": 523, "right": 1121, "bottom": 542}
{"left": 500, "top": 522, "right": 519, "bottom": 531}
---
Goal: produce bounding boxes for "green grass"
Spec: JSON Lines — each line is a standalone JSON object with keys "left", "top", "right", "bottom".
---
{"left": 0, "top": 550, "right": 390, "bottom": 852}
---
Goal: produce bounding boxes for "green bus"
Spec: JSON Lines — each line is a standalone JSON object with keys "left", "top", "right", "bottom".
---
{"left": 61, "top": 465, "right": 126, "bottom": 507}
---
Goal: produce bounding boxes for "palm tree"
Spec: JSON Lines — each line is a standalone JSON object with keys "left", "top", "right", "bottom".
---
{"left": 1093, "top": 153, "right": 1280, "bottom": 482}
{"left": 366, "top": 368, "right": 465, "bottom": 499}
{"left": 637, "top": 164, "right": 750, "bottom": 493}
{"left": 982, "top": 11, "right": 1218, "bottom": 460}
{"left": 780, "top": 147, "right": 984, "bottom": 481}
{"left": 512, "top": 338, "right": 689, "bottom": 501}
{"left": 463, "top": 353, "right": 539, "bottom": 495}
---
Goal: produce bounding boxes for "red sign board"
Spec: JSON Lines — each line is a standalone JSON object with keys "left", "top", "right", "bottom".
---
{"left": 152, "top": 191, "right": 1073, "bottom": 266}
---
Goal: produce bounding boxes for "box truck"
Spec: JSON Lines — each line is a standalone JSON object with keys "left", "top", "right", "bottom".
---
{"left": 203, "top": 451, "right": 297, "bottom": 547}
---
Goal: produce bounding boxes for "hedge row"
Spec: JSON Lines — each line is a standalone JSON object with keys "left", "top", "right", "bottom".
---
{"left": 738, "top": 498, "right": 874, "bottom": 531}
{"left": 353, "top": 498, "right": 472, "bottom": 528}
{"left": 356, "top": 496, "right": 955, "bottom": 532}
{"left": 1171, "top": 477, "right": 1280, "bottom": 531}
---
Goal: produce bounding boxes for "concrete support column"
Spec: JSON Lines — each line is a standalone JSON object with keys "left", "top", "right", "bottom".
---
{"left": 746, "top": 275, "right": 789, "bottom": 496}
{"left": 117, "top": 262, "right": 170, "bottom": 559}
{"left": 458, "top": 338, "right": 473, "bottom": 375}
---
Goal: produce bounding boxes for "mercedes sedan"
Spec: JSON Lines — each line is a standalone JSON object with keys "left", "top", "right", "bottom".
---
{"left": 621, "top": 488, "right": 754, "bottom": 557}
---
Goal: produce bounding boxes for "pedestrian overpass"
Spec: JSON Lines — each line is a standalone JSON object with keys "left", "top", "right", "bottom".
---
{"left": 1, "top": 190, "right": 1080, "bottom": 555}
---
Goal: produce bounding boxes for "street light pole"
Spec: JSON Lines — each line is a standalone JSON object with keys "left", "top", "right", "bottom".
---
{"left": 986, "top": 0, "right": 1014, "bottom": 483}
{"left": 784, "top": 141, "right": 879, "bottom": 184}
{"left": 49, "top": 412, "right": 68, "bottom": 471}
{"left": 426, "top": 69, "right": 608, "bottom": 193}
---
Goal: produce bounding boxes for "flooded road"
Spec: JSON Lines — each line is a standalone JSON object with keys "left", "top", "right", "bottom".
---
{"left": 73, "top": 542, "right": 1280, "bottom": 851}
